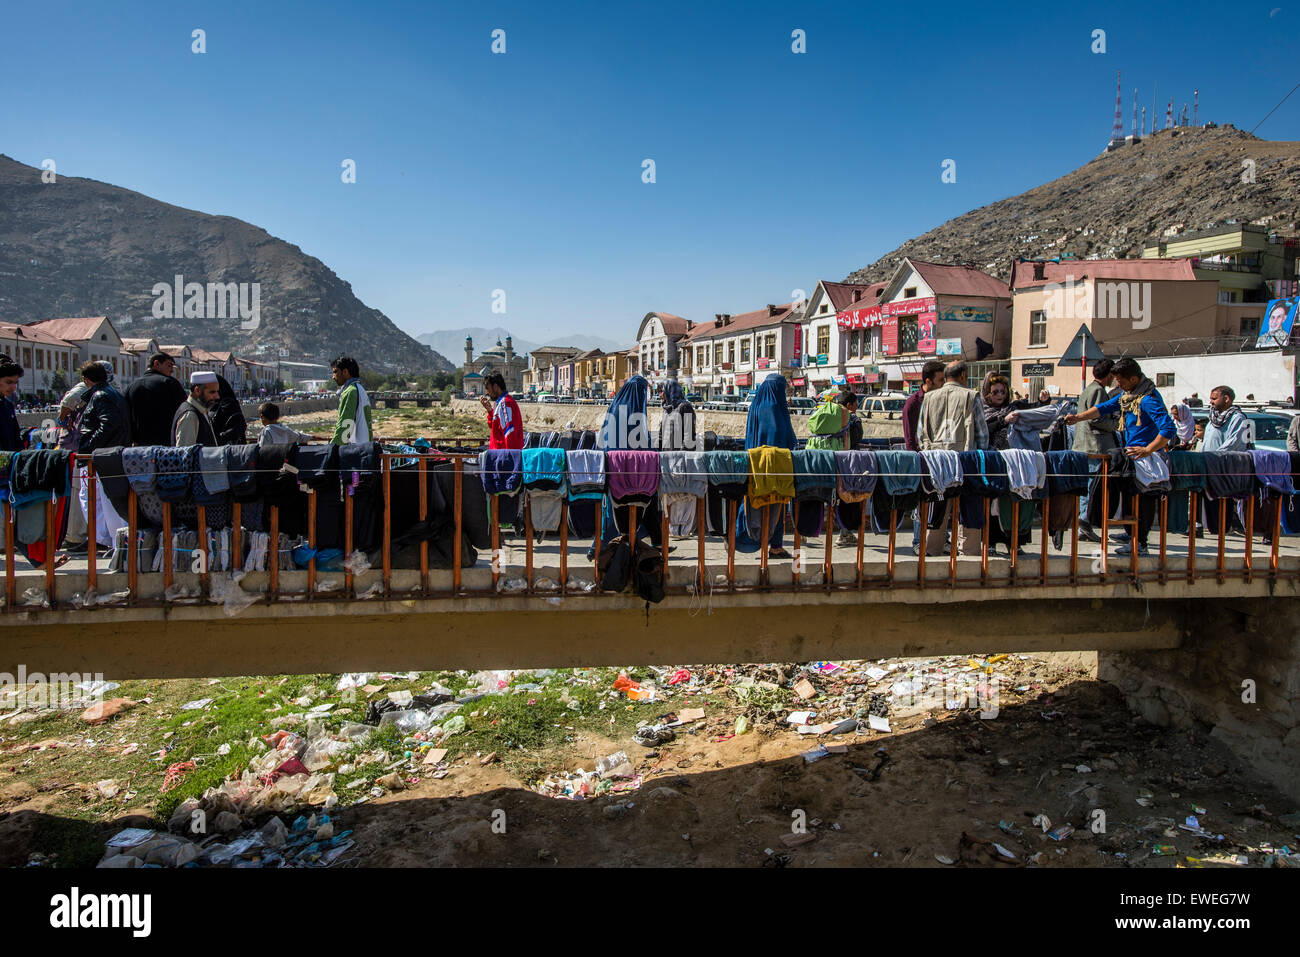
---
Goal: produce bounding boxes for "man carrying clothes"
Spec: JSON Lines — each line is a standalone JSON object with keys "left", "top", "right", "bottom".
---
{"left": 918, "top": 360, "right": 987, "bottom": 556}
{"left": 481, "top": 372, "right": 524, "bottom": 450}
{"left": 0, "top": 354, "right": 23, "bottom": 453}
{"left": 174, "top": 371, "right": 220, "bottom": 447}
{"left": 125, "top": 352, "right": 188, "bottom": 447}
{"left": 330, "top": 355, "right": 374, "bottom": 445}
{"left": 1072, "top": 358, "right": 1120, "bottom": 543}
{"left": 1200, "top": 384, "right": 1251, "bottom": 535}
{"left": 1066, "top": 357, "right": 1175, "bottom": 556}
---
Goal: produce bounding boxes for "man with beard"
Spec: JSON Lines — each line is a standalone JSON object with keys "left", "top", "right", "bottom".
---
{"left": 173, "top": 371, "right": 220, "bottom": 446}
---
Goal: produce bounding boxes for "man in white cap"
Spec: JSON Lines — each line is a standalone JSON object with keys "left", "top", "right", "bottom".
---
{"left": 173, "top": 371, "right": 220, "bottom": 446}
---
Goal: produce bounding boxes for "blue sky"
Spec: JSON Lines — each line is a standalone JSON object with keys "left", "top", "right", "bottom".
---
{"left": 2, "top": 0, "right": 1295, "bottom": 347}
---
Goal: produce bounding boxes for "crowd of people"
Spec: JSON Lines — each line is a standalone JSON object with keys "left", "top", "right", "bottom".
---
{"left": 0, "top": 349, "right": 372, "bottom": 563}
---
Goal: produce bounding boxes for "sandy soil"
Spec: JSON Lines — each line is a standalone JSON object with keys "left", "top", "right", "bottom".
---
{"left": 327, "top": 654, "right": 1295, "bottom": 869}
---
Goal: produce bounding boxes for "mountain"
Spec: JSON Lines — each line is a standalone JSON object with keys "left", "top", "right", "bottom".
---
{"left": 845, "top": 125, "right": 1300, "bottom": 285}
{"left": 0, "top": 154, "right": 452, "bottom": 373}
{"left": 417, "top": 327, "right": 627, "bottom": 362}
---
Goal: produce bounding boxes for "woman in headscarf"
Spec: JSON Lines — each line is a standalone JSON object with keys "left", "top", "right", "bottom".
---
{"left": 737, "top": 374, "right": 796, "bottom": 556}
{"left": 590, "top": 375, "right": 662, "bottom": 555}
{"left": 212, "top": 374, "right": 248, "bottom": 445}
{"left": 980, "top": 373, "right": 1048, "bottom": 451}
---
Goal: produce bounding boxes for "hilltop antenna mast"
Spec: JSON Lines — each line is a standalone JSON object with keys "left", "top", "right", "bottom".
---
{"left": 1166, "top": 99, "right": 1173, "bottom": 129}
{"left": 1193, "top": 90, "right": 1199, "bottom": 127}
{"left": 1108, "top": 70, "right": 1124, "bottom": 149}
{"left": 1181, "top": 102, "right": 1189, "bottom": 126}
{"left": 1131, "top": 87, "right": 1139, "bottom": 139}
{"left": 1152, "top": 82, "right": 1158, "bottom": 135}
{"left": 1141, "top": 106, "right": 1147, "bottom": 136}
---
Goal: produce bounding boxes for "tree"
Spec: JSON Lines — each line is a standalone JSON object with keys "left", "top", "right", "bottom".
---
{"left": 49, "top": 369, "right": 68, "bottom": 395}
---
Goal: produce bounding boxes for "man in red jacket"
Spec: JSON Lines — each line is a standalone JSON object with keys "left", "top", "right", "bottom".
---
{"left": 481, "top": 372, "right": 524, "bottom": 449}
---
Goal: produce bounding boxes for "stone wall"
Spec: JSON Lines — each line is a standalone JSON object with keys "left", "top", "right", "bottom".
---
{"left": 1098, "top": 598, "right": 1300, "bottom": 800}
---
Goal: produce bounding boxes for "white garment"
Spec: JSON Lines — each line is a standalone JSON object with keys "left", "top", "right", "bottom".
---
{"left": 919, "top": 449, "right": 963, "bottom": 490}
{"left": 1135, "top": 451, "right": 1171, "bottom": 488}
{"left": 1172, "top": 403, "right": 1196, "bottom": 443}
{"left": 1000, "top": 449, "right": 1047, "bottom": 499}
{"left": 350, "top": 383, "right": 372, "bottom": 445}
{"left": 78, "top": 465, "right": 127, "bottom": 546}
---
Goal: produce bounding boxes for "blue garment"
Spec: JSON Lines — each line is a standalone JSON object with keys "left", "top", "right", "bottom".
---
{"left": 705, "top": 450, "right": 750, "bottom": 501}
{"left": 566, "top": 449, "right": 606, "bottom": 501}
{"left": 1202, "top": 407, "right": 1252, "bottom": 453}
{"left": 1168, "top": 451, "right": 1207, "bottom": 492}
{"left": 480, "top": 449, "right": 523, "bottom": 496}
{"left": 521, "top": 447, "right": 566, "bottom": 488}
{"left": 1045, "top": 450, "right": 1090, "bottom": 495}
{"left": 597, "top": 375, "right": 652, "bottom": 542}
{"left": 834, "top": 450, "right": 877, "bottom": 497}
{"left": 1252, "top": 449, "right": 1295, "bottom": 495}
{"left": 597, "top": 375, "right": 651, "bottom": 451}
{"left": 1093, "top": 392, "right": 1177, "bottom": 448}
{"left": 792, "top": 450, "right": 837, "bottom": 493}
{"left": 874, "top": 450, "right": 922, "bottom": 496}
{"left": 744, "top": 376, "right": 797, "bottom": 451}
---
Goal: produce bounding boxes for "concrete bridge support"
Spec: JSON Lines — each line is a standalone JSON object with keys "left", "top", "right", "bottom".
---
{"left": 1098, "top": 597, "right": 1300, "bottom": 801}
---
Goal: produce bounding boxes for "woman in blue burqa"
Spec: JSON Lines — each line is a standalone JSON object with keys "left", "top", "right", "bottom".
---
{"left": 736, "top": 374, "right": 795, "bottom": 556}
{"left": 591, "top": 374, "right": 663, "bottom": 554}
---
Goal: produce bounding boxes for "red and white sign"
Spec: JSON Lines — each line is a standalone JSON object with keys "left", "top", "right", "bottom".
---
{"left": 837, "top": 296, "right": 936, "bottom": 330}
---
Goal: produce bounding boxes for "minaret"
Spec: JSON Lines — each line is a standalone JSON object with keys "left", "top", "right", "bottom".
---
{"left": 504, "top": 335, "right": 514, "bottom": 361}
{"left": 464, "top": 336, "right": 473, "bottom": 369}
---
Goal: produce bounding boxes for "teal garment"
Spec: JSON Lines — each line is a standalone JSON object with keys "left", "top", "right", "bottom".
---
{"left": 1169, "top": 450, "right": 1207, "bottom": 492}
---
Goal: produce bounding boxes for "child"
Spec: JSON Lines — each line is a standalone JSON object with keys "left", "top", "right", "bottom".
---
{"left": 256, "top": 403, "right": 325, "bottom": 446}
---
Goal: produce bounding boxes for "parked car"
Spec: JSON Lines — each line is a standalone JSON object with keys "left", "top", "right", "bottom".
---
{"left": 859, "top": 396, "right": 907, "bottom": 419}
{"left": 788, "top": 397, "right": 817, "bottom": 415}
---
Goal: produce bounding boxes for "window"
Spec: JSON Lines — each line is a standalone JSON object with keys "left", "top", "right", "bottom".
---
{"left": 727, "top": 341, "right": 735, "bottom": 365}
{"left": 1156, "top": 373, "right": 1175, "bottom": 387}
{"left": 740, "top": 339, "right": 750, "bottom": 363}
{"left": 820, "top": 303, "right": 828, "bottom": 313}
{"left": 36, "top": 350, "right": 44, "bottom": 370}
{"left": 848, "top": 330, "right": 860, "bottom": 359}
{"left": 904, "top": 287, "right": 918, "bottom": 299}
{"left": 697, "top": 346, "right": 706, "bottom": 368}
{"left": 1029, "top": 310, "right": 1047, "bottom": 346}
{"left": 21, "top": 348, "right": 31, "bottom": 368}
{"left": 714, "top": 344, "right": 723, "bottom": 366}
{"left": 1240, "top": 317, "right": 1260, "bottom": 337}
{"left": 816, "top": 325, "right": 830, "bottom": 356}
{"left": 898, "top": 317, "right": 919, "bottom": 353}
{"left": 767, "top": 334, "right": 777, "bottom": 358}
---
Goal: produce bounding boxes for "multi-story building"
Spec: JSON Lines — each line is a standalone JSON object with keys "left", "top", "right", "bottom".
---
{"left": 1007, "top": 257, "right": 1276, "bottom": 396}
{"left": 573, "top": 349, "right": 606, "bottom": 397}
{"left": 119, "top": 338, "right": 161, "bottom": 383}
{"left": 832, "top": 260, "right": 1011, "bottom": 392}
{"left": 679, "top": 303, "right": 801, "bottom": 398}
{"left": 25, "top": 317, "right": 127, "bottom": 382}
{"left": 157, "top": 344, "right": 195, "bottom": 385}
{"left": 521, "top": 346, "right": 582, "bottom": 395}
{"left": 0, "top": 322, "right": 80, "bottom": 400}
{"left": 633, "top": 312, "right": 694, "bottom": 390}
{"left": 1142, "top": 222, "right": 1299, "bottom": 316}
{"left": 799, "top": 281, "right": 885, "bottom": 394}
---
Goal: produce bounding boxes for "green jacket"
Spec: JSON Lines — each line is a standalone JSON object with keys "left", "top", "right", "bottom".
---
{"left": 332, "top": 381, "right": 374, "bottom": 445}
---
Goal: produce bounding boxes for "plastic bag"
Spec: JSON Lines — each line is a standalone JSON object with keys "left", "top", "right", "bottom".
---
{"left": 343, "top": 550, "right": 371, "bottom": 575}
{"left": 209, "top": 574, "right": 259, "bottom": 617}
{"left": 378, "top": 709, "right": 434, "bottom": 733}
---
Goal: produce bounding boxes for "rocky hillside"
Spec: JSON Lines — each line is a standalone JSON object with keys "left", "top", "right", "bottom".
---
{"left": 846, "top": 125, "right": 1300, "bottom": 284}
{"left": 0, "top": 154, "right": 451, "bottom": 373}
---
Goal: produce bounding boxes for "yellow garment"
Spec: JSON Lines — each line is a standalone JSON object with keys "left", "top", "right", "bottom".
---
{"left": 747, "top": 446, "right": 795, "bottom": 508}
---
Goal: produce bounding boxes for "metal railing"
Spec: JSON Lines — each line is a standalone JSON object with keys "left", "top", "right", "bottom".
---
{"left": 1, "top": 450, "right": 1291, "bottom": 613}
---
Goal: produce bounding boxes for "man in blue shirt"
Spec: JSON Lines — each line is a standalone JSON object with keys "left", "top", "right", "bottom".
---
{"left": 1066, "top": 357, "right": 1176, "bottom": 556}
